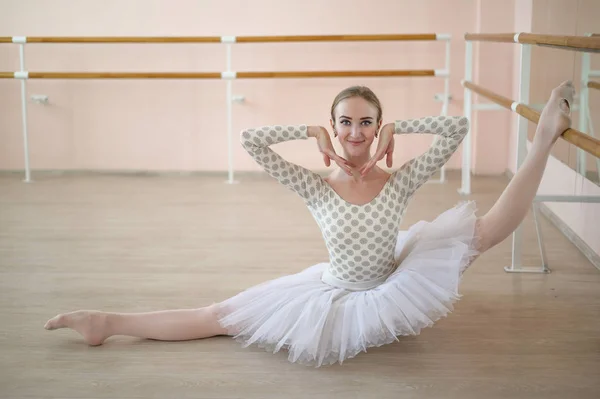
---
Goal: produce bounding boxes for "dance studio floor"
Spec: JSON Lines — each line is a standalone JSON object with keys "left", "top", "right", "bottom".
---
{"left": 1, "top": 172, "right": 599, "bottom": 399}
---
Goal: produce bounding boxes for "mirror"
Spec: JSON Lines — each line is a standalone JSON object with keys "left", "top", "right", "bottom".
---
{"left": 528, "top": 0, "right": 599, "bottom": 186}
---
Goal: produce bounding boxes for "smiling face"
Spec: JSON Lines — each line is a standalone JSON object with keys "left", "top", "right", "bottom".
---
{"left": 330, "top": 87, "right": 383, "bottom": 159}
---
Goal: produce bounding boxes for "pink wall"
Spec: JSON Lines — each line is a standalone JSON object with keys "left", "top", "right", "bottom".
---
{"left": 470, "top": 0, "right": 515, "bottom": 175}
{"left": 1, "top": 1, "right": 598, "bottom": 256}
{"left": 0, "top": 0, "right": 485, "bottom": 173}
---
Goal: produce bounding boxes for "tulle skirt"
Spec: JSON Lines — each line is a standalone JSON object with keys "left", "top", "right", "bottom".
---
{"left": 215, "top": 201, "right": 480, "bottom": 367}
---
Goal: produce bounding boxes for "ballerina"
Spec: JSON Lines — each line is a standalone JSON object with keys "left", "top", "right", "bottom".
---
{"left": 45, "top": 81, "right": 575, "bottom": 367}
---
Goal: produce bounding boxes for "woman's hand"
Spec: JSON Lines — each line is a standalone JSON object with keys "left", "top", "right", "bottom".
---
{"left": 359, "top": 123, "right": 395, "bottom": 176}
{"left": 308, "top": 126, "right": 354, "bottom": 176}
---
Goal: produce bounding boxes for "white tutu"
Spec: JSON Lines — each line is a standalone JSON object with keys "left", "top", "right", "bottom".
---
{"left": 215, "top": 201, "right": 480, "bottom": 367}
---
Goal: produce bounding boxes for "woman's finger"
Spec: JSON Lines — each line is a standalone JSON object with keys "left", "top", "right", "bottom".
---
{"left": 322, "top": 153, "right": 331, "bottom": 167}
{"left": 340, "top": 159, "right": 354, "bottom": 173}
{"left": 385, "top": 140, "right": 394, "bottom": 167}
{"left": 360, "top": 160, "right": 375, "bottom": 176}
{"left": 375, "top": 144, "right": 387, "bottom": 160}
{"left": 336, "top": 159, "right": 353, "bottom": 175}
{"left": 362, "top": 147, "right": 386, "bottom": 175}
{"left": 328, "top": 152, "right": 352, "bottom": 167}
{"left": 323, "top": 150, "right": 352, "bottom": 175}
{"left": 386, "top": 150, "right": 393, "bottom": 168}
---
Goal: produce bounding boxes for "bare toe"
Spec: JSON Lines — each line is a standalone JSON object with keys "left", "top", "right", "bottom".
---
{"left": 44, "top": 314, "right": 66, "bottom": 330}
{"left": 44, "top": 310, "right": 110, "bottom": 346}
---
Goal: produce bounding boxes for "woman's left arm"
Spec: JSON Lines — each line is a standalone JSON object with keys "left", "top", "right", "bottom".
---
{"left": 391, "top": 116, "right": 469, "bottom": 194}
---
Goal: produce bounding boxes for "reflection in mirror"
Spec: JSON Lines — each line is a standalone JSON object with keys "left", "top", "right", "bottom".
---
{"left": 526, "top": 1, "right": 599, "bottom": 186}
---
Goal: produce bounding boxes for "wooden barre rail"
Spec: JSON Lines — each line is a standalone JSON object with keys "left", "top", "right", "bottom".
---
{"left": 463, "top": 33, "right": 518, "bottom": 43}
{"left": 0, "top": 70, "right": 440, "bottom": 79}
{"left": 588, "top": 81, "right": 600, "bottom": 91}
{"left": 0, "top": 34, "right": 446, "bottom": 44}
{"left": 462, "top": 80, "right": 600, "bottom": 158}
{"left": 464, "top": 32, "right": 600, "bottom": 52}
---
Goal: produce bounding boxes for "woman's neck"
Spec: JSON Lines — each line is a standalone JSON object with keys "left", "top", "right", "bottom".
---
{"left": 330, "top": 151, "right": 382, "bottom": 182}
{"left": 344, "top": 152, "right": 371, "bottom": 170}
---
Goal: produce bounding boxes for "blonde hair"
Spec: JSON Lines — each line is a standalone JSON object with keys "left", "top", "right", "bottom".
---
{"left": 330, "top": 86, "right": 383, "bottom": 123}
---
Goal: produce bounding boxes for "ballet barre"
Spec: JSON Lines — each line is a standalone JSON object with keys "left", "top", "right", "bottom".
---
{"left": 589, "top": 81, "right": 600, "bottom": 90}
{"left": 462, "top": 32, "right": 600, "bottom": 275}
{"left": 0, "top": 70, "right": 446, "bottom": 79}
{"left": 0, "top": 33, "right": 450, "bottom": 43}
{"left": 461, "top": 32, "right": 600, "bottom": 195}
{"left": 461, "top": 81, "right": 600, "bottom": 158}
{"left": 463, "top": 32, "right": 600, "bottom": 52}
{"left": 1, "top": 33, "right": 452, "bottom": 184}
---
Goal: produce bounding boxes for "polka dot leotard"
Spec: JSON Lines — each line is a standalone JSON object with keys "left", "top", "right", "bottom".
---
{"left": 241, "top": 116, "right": 469, "bottom": 290}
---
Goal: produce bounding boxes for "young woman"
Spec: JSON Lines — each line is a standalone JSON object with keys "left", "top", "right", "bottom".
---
{"left": 45, "top": 81, "right": 574, "bottom": 367}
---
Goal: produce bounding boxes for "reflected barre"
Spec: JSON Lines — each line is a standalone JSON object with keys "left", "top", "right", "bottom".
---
{"left": 0, "top": 70, "right": 448, "bottom": 79}
{"left": 588, "top": 81, "right": 600, "bottom": 90}
{"left": 463, "top": 33, "right": 518, "bottom": 43}
{"left": 0, "top": 33, "right": 450, "bottom": 44}
{"left": 461, "top": 80, "right": 600, "bottom": 158}
{"left": 464, "top": 32, "right": 600, "bottom": 53}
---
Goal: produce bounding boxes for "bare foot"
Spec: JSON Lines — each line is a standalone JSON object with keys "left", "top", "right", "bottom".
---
{"left": 535, "top": 80, "right": 575, "bottom": 147}
{"left": 44, "top": 310, "right": 111, "bottom": 346}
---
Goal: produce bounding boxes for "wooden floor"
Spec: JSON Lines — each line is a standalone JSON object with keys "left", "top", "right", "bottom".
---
{"left": 1, "top": 172, "right": 599, "bottom": 399}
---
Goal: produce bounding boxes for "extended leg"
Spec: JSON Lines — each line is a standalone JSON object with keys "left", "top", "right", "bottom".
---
{"left": 475, "top": 81, "right": 575, "bottom": 253}
{"left": 44, "top": 304, "right": 229, "bottom": 345}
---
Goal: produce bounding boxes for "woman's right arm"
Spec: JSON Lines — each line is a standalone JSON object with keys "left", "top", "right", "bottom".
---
{"left": 240, "top": 124, "right": 325, "bottom": 203}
